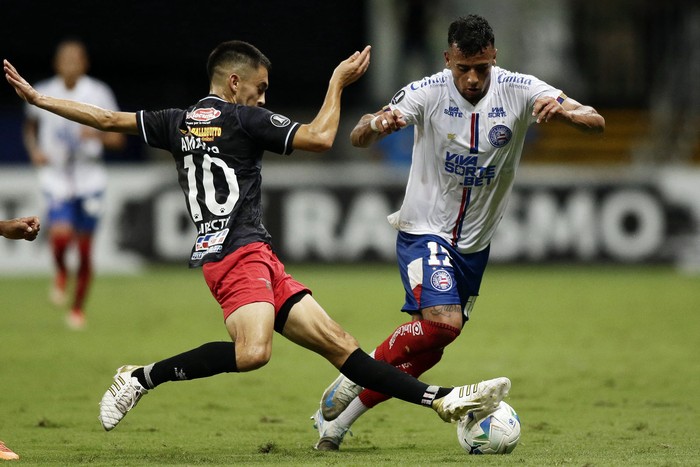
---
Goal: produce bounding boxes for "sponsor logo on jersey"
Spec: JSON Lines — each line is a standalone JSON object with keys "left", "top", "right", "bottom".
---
{"left": 191, "top": 251, "right": 204, "bottom": 260}
{"left": 430, "top": 269, "right": 453, "bottom": 291}
{"left": 408, "top": 75, "right": 448, "bottom": 91}
{"left": 195, "top": 228, "right": 229, "bottom": 251}
{"left": 488, "top": 124, "right": 512, "bottom": 148}
{"left": 270, "top": 114, "right": 291, "bottom": 127}
{"left": 391, "top": 89, "right": 406, "bottom": 105}
{"left": 444, "top": 151, "right": 497, "bottom": 187}
{"left": 488, "top": 106, "right": 507, "bottom": 118}
{"left": 187, "top": 107, "right": 222, "bottom": 122}
{"left": 444, "top": 106, "right": 464, "bottom": 118}
{"left": 187, "top": 126, "right": 222, "bottom": 142}
{"left": 496, "top": 72, "right": 532, "bottom": 89}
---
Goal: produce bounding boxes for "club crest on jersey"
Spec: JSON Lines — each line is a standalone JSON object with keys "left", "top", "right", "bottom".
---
{"left": 187, "top": 108, "right": 222, "bottom": 122}
{"left": 430, "top": 269, "right": 453, "bottom": 291}
{"left": 270, "top": 114, "right": 291, "bottom": 127}
{"left": 488, "top": 124, "right": 512, "bottom": 148}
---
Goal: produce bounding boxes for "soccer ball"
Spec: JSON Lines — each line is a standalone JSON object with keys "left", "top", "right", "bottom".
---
{"left": 457, "top": 401, "right": 521, "bottom": 454}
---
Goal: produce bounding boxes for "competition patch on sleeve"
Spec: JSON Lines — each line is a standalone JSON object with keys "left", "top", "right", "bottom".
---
{"left": 270, "top": 114, "right": 291, "bottom": 127}
{"left": 391, "top": 89, "right": 406, "bottom": 105}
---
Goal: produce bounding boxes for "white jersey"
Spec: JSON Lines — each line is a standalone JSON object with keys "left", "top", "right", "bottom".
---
{"left": 387, "top": 66, "right": 563, "bottom": 253}
{"left": 26, "top": 75, "right": 119, "bottom": 200}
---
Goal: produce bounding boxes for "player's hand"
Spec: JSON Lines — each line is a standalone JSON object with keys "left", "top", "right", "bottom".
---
{"left": 532, "top": 96, "right": 567, "bottom": 124}
{"left": 370, "top": 108, "right": 407, "bottom": 134}
{"left": 0, "top": 216, "right": 41, "bottom": 241}
{"left": 331, "top": 46, "right": 371, "bottom": 88}
{"left": 3, "top": 59, "right": 41, "bottom": 105}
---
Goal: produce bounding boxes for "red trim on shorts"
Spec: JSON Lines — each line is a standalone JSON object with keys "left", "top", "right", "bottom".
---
{"left": 202, "top": 242, "right": 310, "bottom": 321}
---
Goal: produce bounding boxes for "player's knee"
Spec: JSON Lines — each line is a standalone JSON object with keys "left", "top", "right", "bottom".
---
{"left": 422, "top": 320, "right": 461, "bottom": 349}
{"left": 235, "top": 344, "right": 272, "bottom": 371}
{"left": 322, "top": 329, "right": 359, "bottom": 368}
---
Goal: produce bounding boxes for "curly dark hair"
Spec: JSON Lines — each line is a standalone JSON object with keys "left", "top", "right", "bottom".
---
{"left": 447, "top": 14, "right": 495, "bottom": 56}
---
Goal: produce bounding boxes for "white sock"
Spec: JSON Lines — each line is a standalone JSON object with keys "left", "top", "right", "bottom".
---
{"left": 335, "top": 396, "right": 370, "bottom": 428}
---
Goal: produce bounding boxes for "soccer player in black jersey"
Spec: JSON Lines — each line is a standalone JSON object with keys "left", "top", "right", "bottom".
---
{"left": 4, "top": 42, "right": 509, "bottom": 438}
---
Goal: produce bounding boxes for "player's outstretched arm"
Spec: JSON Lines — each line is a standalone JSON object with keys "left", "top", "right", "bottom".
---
{"left": 4, "top": 59, "right": 138, "bottom": 135}
{"left": 532, "top": 96, "right": 605, "bottom": 134}
{"left": 292, "top": 46, "right": 371, "bottom": 152}
{"left": 0, "top": 216, "right": 40, "bottom": 241}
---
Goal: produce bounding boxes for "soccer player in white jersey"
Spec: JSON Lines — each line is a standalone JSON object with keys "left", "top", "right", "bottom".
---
{"left": 312, "top": 14, "right": 605, "bottom": 450}
{"left": 22, "top": 40, "right": 125, "bottom": 329}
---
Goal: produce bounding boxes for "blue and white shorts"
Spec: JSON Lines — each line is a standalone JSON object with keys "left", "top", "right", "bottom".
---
{"left": 396, "top": 231, "right": 490, "bottom": 322}
{"left": 46, "top": 192, "right": 104, "bottom": 233}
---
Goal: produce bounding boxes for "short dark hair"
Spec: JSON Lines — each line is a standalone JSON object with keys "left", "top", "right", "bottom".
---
{"left": 206, "top": 40, "right": 271, "bottom": 82}
{"left": 447, "top": 15, "right": 495, "bottom": 56}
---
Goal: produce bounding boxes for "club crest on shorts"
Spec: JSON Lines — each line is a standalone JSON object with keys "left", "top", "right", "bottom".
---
{"left": 430, "top": 269, "right": 453, "bottom": 291}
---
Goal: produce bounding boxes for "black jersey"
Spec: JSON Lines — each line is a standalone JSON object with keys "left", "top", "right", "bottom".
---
{"left": 136, "top": 95, "right": 300, "bottom": 267}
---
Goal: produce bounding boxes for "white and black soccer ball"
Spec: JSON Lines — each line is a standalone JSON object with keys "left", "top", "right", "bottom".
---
{"left": 457, "top": 401, "right": 521, "bottom": 454}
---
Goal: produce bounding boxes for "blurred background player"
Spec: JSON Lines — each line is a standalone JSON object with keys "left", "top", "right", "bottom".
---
{"left": 0, "top": 216, "right": 40, "bottom": 241}
{"left": 312, "top": 14, "right": 604, "bottom": 450}
{"left": 21, "top": 39, "right": 125, "bottom": 329}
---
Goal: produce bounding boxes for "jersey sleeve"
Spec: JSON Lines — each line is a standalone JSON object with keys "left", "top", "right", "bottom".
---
{"left": 525, "top": 75, "right": 565, "bottom": 122}
{"left": 237, "top": 106, "right": 300, "bottom": 155}
{"left": 136, "top": 109, "right": 182, "bottom": 151}
{"left": 387, "top": 81, "right": 426, "bottom": 127}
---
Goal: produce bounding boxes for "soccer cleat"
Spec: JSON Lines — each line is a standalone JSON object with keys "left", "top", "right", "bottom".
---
{"left": 311, "top": 408, "right": 351, "bottom": 451}
{"left": 98, "top": 365, "right": 149, "bottom": 431}
{"left": 432, "top": 377, "right": 511, "bottom": 423}
{"left": 320, "top": 373, "right": 363, "bottom": 421}
{"left": 0, "top": 440, "right": 19, "bottom": 460}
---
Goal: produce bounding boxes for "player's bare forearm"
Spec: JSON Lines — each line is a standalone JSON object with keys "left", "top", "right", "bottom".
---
{"left": 294, "top": 82, "right": 342, "bottom": 152}
{"left": 5, "top": 59, "right": 137, "bottom": 134}
{"left": 563, "top": 105, "right": 605, "bottom": 134}
{"left": 35, "top": 95, "right": 138, "bottom": 134}
{"left": 351, "top": 108, "right": 407, "bottom": 147}
{"left": 293, "top": 47, "right": 370, "bottom": 153}
{"left": 351, "top": 113, "right": 384, "bottom": 147}
{"left": 533, "top": 96, "right": 604, "bottom": 135}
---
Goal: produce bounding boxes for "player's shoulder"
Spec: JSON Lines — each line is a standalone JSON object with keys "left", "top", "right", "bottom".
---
{"left": 405, "top": 69, "right": 450, "bottom": 94}
{"left": 492, "top": 66, "right": 546, "bottom": 93}
{"left": 393, "top": 69, "right": 450, "bottom": 106}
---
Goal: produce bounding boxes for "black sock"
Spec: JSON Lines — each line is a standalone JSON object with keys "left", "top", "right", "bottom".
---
{"left": 339, "top": 349, "right": 451, "bottom": 407}
{"left": 132, "top": 342, "right": 237, "bottom": 389}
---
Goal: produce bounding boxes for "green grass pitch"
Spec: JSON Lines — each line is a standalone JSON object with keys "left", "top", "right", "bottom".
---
{"left": 1, "top": 264, "right": 699, "bottom": 465}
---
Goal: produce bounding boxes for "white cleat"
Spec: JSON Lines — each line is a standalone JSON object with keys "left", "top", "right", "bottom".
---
{"left": 98, "top": 365, "right": 148, "bottom": 431}
{"left": 311, "top": 408, "right": 351, "bottom": 451}
{"left": 319, "top": 373, "right": 363, "bottom": 421}
{"left": 432, "top": 377, "right": 511, "bottom": 423}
